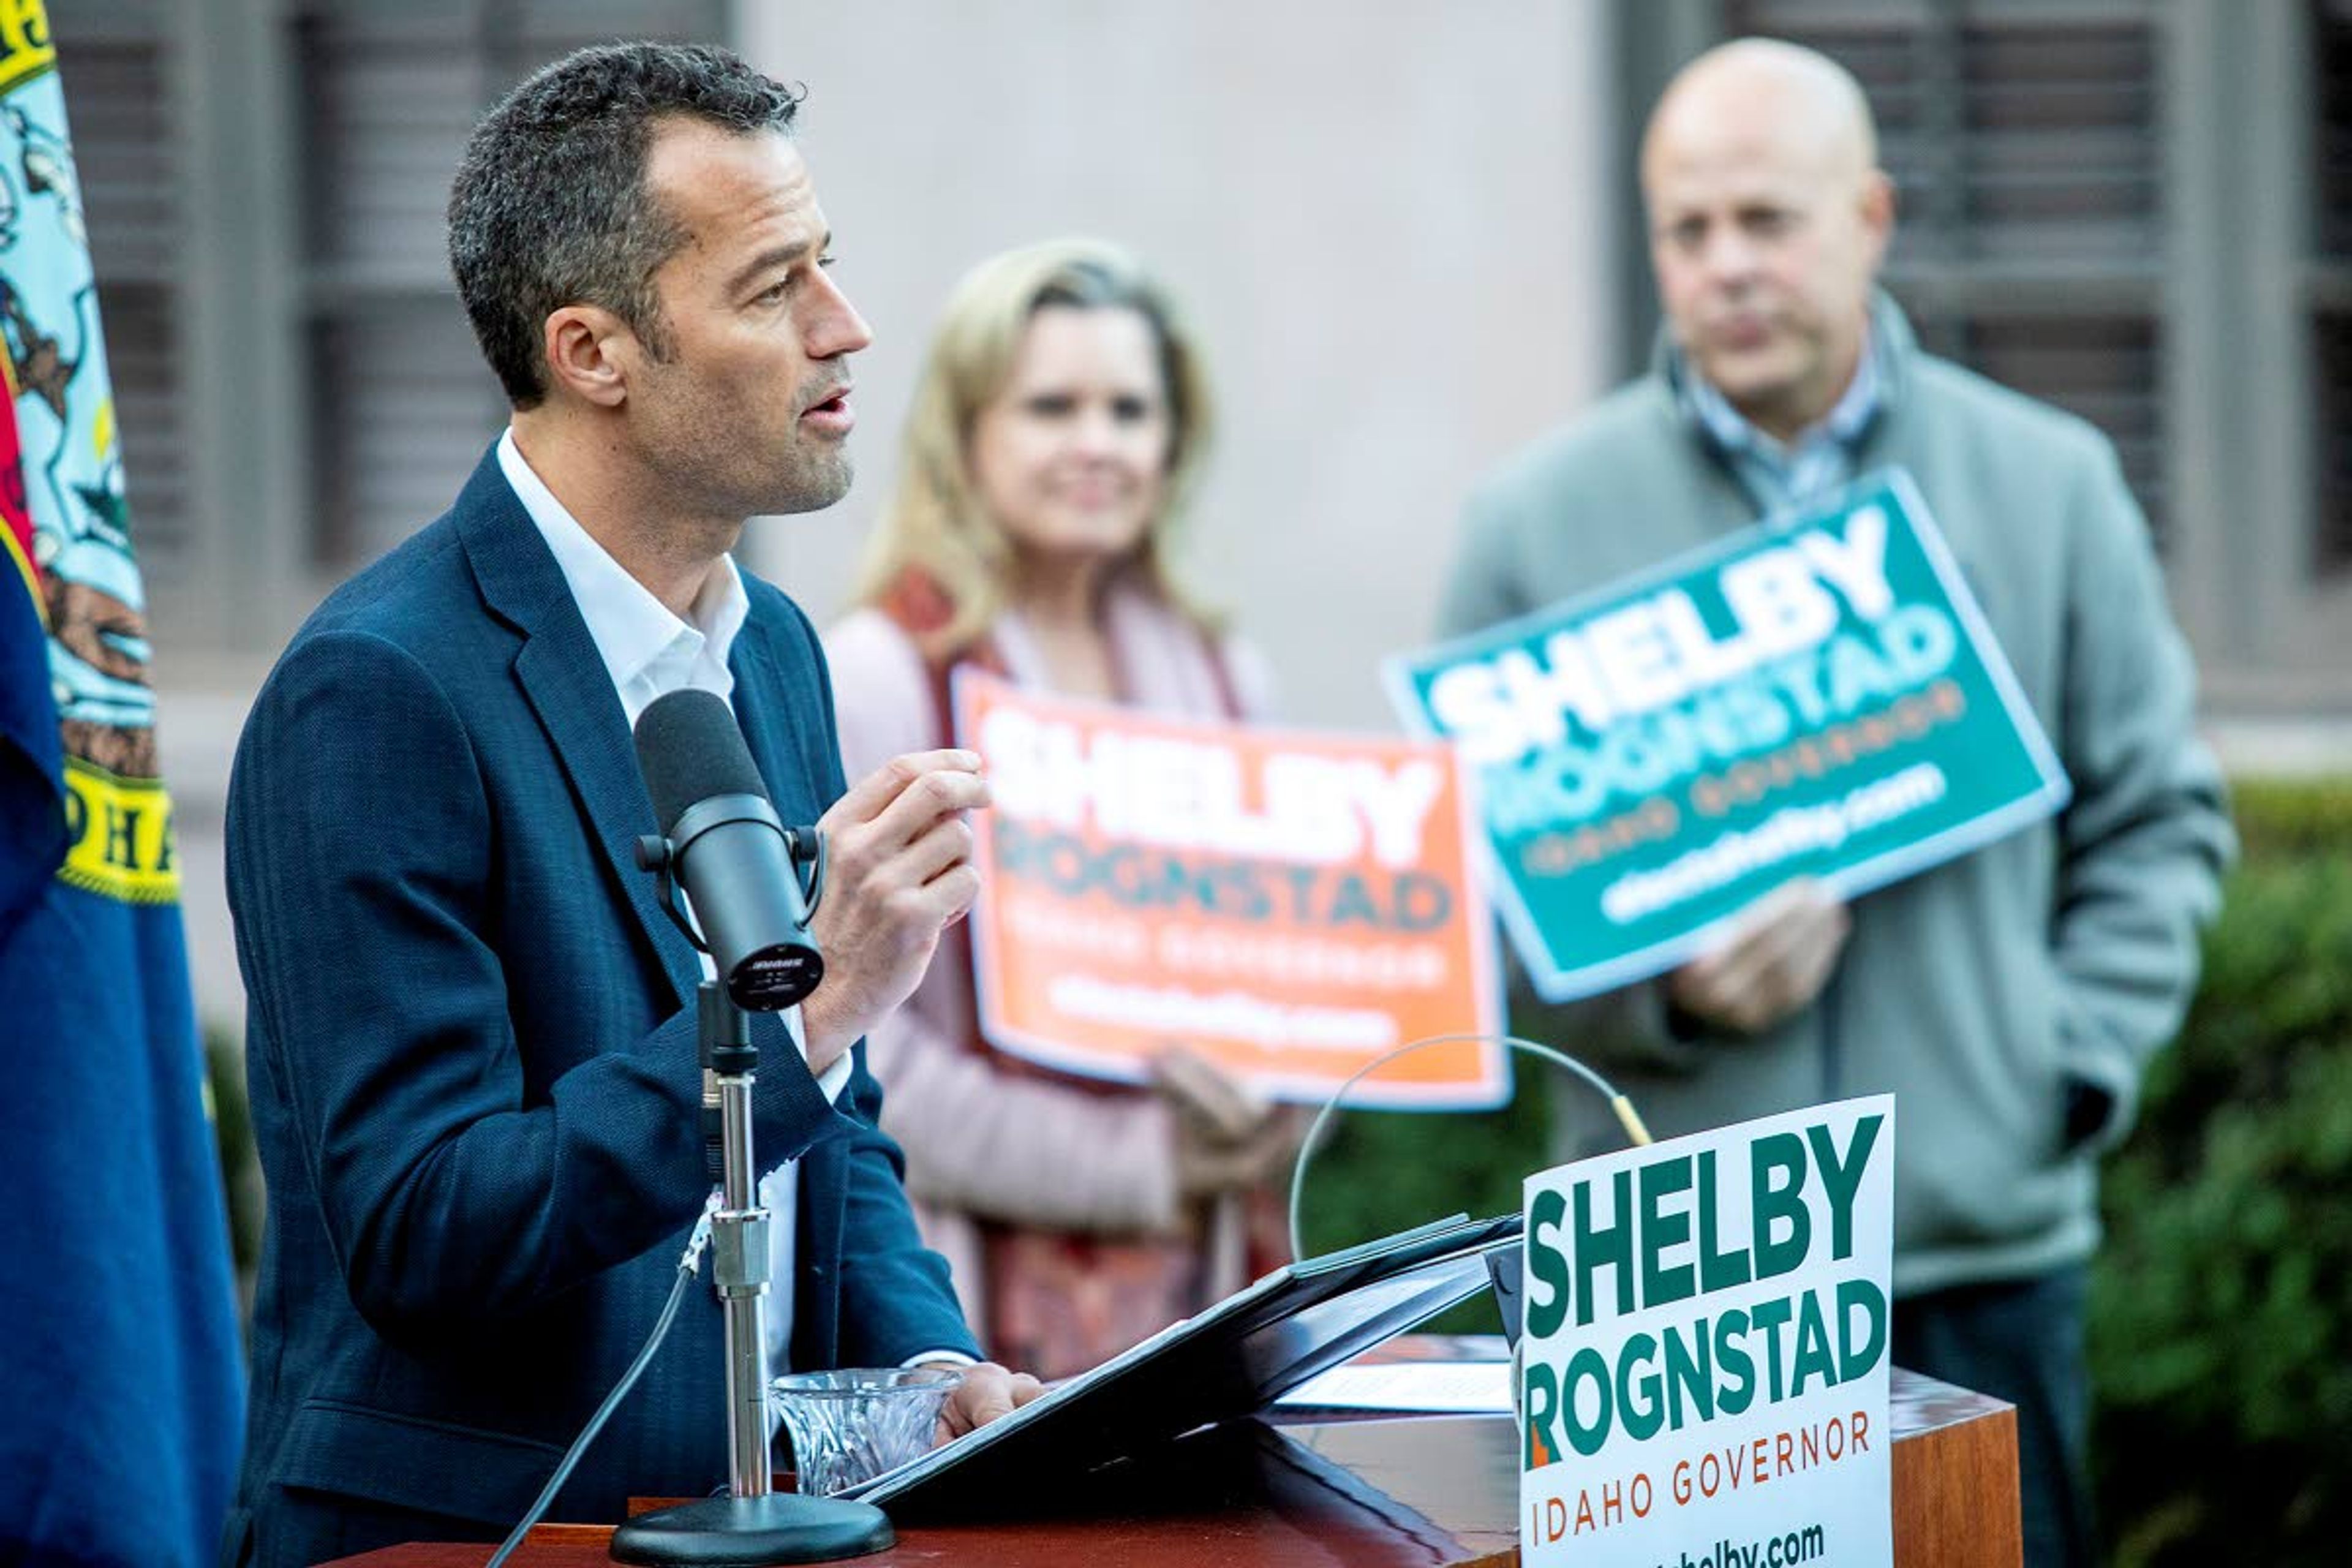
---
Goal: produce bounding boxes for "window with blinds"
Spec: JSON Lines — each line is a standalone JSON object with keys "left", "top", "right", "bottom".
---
{"left": 2312, "top": 0, "right": 2352, "bottom": 571}
{"left": 1722, "top": 0, "right": 2169, "bottom": 547}
{"left": 294, "top": 0, "right": 722, "bottom": 571}
{"left": 40, "top": 13, "right": 190, "bottom": 586}
{"left": 50, "top": 0, "right": 728, "bottom": 634}
{"left": 2315, "top": 314, "right": 2352, "bottom": 573}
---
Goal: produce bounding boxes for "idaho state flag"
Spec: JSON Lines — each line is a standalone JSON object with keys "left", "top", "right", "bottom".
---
{"left": 0, "top": 13, "right": 246, "bottom": 1566}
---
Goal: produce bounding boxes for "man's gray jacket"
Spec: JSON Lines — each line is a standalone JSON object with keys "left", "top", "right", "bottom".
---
{"left": 1440, "top": 298, "right": 2232, "bottom": 1295}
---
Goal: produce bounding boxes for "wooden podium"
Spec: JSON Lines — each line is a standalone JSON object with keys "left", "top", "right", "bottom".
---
{"left": 322, "top": 1365, "right": 2018, "bottom": 1568}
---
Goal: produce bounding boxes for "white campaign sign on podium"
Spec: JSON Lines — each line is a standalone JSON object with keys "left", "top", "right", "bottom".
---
{"left": 1520, "top": 1096, "right": 1895, "bottom": 1568}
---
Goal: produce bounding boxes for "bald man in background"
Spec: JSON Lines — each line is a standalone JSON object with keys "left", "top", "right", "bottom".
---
{"left": 1441, "top": 40, "right": 2230, "bottom": 1566}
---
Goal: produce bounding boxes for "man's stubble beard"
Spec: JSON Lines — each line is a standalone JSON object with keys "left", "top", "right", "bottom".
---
{"left": 761, "top": 445, "right": 855, "bottom": 518}
{"left": 654, "top": 417, "right": 856, "bottom": 523}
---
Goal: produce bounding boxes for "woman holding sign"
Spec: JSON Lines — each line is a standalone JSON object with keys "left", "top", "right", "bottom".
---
{"left": 825, "top": 239, "right": 1298, "bottom": 1379}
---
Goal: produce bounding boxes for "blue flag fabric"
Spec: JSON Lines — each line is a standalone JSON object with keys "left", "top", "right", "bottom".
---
{"left": 0, "top": 15, "right": 247, "bottom": 1566}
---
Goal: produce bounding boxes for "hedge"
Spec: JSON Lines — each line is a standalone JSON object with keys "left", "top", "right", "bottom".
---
{"left": 2089, "top": 783, "right": 2352, "bottom": 1566}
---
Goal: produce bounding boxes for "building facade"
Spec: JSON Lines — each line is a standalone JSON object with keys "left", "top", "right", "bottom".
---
{"left": 43, "top": 0, "right": 2345, "bottom": 1030}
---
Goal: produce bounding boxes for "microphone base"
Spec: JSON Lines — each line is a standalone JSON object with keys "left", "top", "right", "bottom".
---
{"left": 608, "top": 1491, "right": 894, "bottom": 1565}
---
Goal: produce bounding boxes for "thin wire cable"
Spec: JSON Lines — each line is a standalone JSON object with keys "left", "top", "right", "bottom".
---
{"left": 486, "top": 1207, "right": 715, "bottom": 1568}
{"left": 1285, "top": 1033, "right": 1653, "bottom": 1263}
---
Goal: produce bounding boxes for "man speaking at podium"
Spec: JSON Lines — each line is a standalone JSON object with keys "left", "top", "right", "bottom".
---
{"left": 222, "top": 43, "right": 1038, "bottom": 1567}
{"left": 1441, "top": 39, "right": 2230, "bottom": 1568}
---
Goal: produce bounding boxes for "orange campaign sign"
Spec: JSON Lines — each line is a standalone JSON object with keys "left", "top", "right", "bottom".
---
{"left": 957, "top": 671, "right": 1508, "bottom": 1110}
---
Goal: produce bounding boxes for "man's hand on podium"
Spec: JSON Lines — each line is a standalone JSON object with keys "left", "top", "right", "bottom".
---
{"left": 925, "top": 1360, "right": 1046, "bottom": 1447}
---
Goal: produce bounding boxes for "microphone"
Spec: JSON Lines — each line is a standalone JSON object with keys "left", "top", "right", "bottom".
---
{"left": 631, "top": 688, "right": 824, "bottom": 1012}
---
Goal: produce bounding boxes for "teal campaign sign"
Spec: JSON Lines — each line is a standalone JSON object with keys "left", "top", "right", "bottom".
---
{"left": 1387, "top": 470, "right": 2068, "bottom": 1001}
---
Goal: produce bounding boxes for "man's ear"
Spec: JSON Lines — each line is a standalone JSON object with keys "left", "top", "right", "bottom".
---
{"left": 541, "top": 304, "right": 633, "bottom": 409}
{"left": 1858, "top": 168, "right": 1896, "bottom": 266}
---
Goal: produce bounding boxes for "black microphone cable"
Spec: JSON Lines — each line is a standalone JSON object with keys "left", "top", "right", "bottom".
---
{"left": 485, "top": 1196, "right": 718, "bottom": 1567}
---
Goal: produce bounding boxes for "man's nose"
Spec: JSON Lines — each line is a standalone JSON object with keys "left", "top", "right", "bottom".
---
{"left": 1702, "top": 227, "right": 1763, "bottom": 286}
{"left": 807, "top": 270, "right": 873, "bottom": 358}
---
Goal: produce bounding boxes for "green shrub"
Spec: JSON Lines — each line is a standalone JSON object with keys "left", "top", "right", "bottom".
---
{"left": 204, "top": 1025, "right": 263, "bottom": 1322}
{"left": 2089, "top": 783, "right": 2352, "bottom": 1567}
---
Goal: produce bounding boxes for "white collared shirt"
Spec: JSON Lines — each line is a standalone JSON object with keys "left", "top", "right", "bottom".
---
{"left": 497, "top": 429, "right": 844, "bottom": 1373}
{"left": 498, "top": 428, "right": 748, "bottom": 728}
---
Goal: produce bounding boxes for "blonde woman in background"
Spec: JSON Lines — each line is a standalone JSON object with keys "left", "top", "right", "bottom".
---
{"left": 825, "top": 239, "right": 1296, "bottom": 1379}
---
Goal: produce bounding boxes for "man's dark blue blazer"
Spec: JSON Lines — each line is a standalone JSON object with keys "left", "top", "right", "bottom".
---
{"left": 221, "top": 449, "right": 976, "bottom": 1567}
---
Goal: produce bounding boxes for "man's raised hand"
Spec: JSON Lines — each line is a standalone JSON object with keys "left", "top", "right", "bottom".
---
{"left": 799, "top": 750, "right": 989, "bottom": 1070}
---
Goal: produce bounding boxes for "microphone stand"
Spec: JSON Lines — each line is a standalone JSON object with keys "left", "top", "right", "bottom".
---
{"left": 612, "top": 843, "right": 892, "bottom": 1566}
{"left": 706, "top": 983, "right": 783, "bottom": 1504}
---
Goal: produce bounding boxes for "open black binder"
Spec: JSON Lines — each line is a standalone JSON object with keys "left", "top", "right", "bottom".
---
{"left": 843, "top": 1211, "right": 1522, "bottom": 1520}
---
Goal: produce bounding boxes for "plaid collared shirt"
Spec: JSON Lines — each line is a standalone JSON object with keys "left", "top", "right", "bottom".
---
{"left": 1680, "top": 335, "right": 1883, "bottom": 514}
